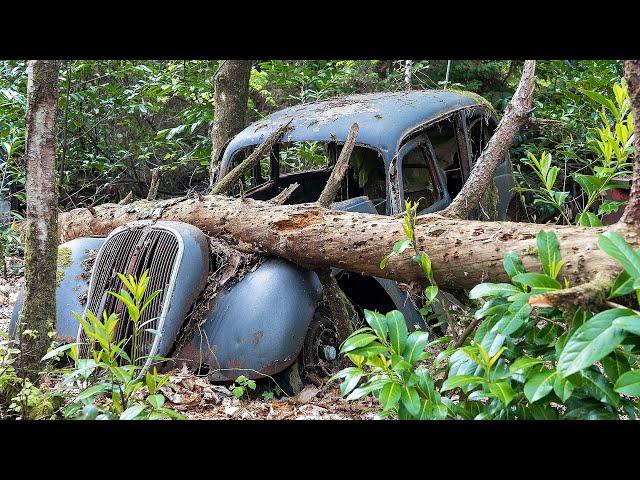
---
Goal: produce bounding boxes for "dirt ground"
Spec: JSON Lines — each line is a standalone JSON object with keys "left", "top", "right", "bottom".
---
{"left": 0, "top": 258, "right": 376, "bottom": 420}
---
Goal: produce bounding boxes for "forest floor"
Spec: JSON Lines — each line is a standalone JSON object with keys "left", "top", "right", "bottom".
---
{"left": 0, "top": 257, "right": 376, "bottom": 420}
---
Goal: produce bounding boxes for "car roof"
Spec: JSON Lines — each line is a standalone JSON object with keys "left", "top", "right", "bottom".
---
{"left": 221, "top": 89, "right": 493, "bottom": 166}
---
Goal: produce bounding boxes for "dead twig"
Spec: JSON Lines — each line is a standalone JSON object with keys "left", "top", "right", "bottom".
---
{"left": 270, "top": 182, "right": 299, "bottom": 206}
{"left": 146, "top": 167, "right": 161, "bottom": 201}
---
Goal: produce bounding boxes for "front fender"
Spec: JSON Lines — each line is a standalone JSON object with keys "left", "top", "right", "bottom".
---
{"left": 176, "top": 258, "right": 322, "bottom": 380}
{"left": 10, "top": 236, "right": 106, "bottom": 343}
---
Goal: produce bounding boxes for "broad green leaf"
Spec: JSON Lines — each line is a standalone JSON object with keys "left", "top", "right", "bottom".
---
{"left": 536, "top": 230, "right": 562, "bottom": 278}
{"left": 489, "top": 381, "right": 515, "bottom": 406}
{"left": 147, "top": 394, "right": 165, "bottom": 409}
{"left": 576, "top": 211, "right": 603, "bottom": 227}
{"left": 553, "top": 375, "right": 574, "bottom": 402}
{"left": 610, "top": 270, "right": 634, "bottom": 298}
{"left": 41, "top": 342, "right": 78, "bottom": 361}
{"left": 601, "top": 350, "right": 631, "bottom": 383}
{"left": 493, "top": 293, "right": 532, "bottom": 336}
{"left": 386, "top": 310, "right": 408, "bottom": 355}
{"left": 612, "top": 315, "right": 640, "bottom": 336}
{"left": 441, "top": 375, "right": 486, "bottom": 392}
{"left": 346, "top": 380, "right": 385, "bottom": 400}
{"left": 400, "top": 386, "right": 421, "bottom": 416}
{"left": 509, "top": 356, "right": 544, "bottom": 374}
{"left": 557, "top": 308, "right": 630, "bottom": 377}
{"left": 581, "top": 369, "right": 620, "bottom": 407}
{"left": 378, "top": 382, "right": 401, "bottom": 411}
{"left": 511, "top": 273, "right": 562, "bottom": 291}
{"left": 503, "top": 252, "right": 526, "bottom": 279}
{"left": 364, "top": 309, "right": 387, "bottom": 340}
{"left": 340, "top": 333, "right": 378, "bottom": 354}
{"left": 524, "top": 369, "right": 557, "bottom": 403}
{"left": 598, "top": 231, "right": 640, "bottom": 280}
{"left": 404, "top": 331, "right": 430, "bottom": 364}
{"left": 469, "top": 282, "right": 520, "bottom": 300}
{"left": 120, "top": 403, "right": 147, "bottom": 420}
{"left": 614, "top": 370, "right": 640, "bottom": 396}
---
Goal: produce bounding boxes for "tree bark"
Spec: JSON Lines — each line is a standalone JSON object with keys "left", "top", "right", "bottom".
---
{"left": 621, "top": 60, "right": 640, "bottom": 225}
{"left": 17, "top": 60, "right": 59, "bottom": 379}
{"left": 442, "top": 60, "right": 536, "bottom": 219}
{"left": 209, "top": 60, "right": 253, "bottom": 189}
{"left": 57, "top": 195, "right": 627, "bottom": 291}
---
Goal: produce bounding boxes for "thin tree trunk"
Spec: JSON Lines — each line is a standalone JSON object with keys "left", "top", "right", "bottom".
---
{"left": 17, "top": 60, "right": 59, "bottom": 379}
{"left": 621, "top": 60, "right": 640, "bottom": 225}
{"left": 209, "top": 60, "right": 253, "bottom": 189}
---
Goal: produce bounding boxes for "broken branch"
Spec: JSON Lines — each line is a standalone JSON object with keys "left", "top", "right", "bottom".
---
{"left": 118, "top": 190, "right": 133, "bottom": 205}
{"left": 146, "top": 168, "right": 161, "bottom": 201}
{"left": 270, "top": 182, "right": 299, "bottom": 205}
{"left": 317, "top": 122, "right": 360, "bottom": 207}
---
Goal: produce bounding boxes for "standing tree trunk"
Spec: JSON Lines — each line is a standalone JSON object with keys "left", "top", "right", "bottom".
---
{"left": 209, "top": 60, "right": 253, "bottom": 190}
{"left": 17, "top": 60, "right": 59, "bottom": 379}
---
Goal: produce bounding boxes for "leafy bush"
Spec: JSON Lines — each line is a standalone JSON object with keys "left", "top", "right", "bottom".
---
{"left": 515, "top": 79, "right": 633, "bottom": 224}
{"left": 333, "top": 206, "right": 640, "bottom": 419}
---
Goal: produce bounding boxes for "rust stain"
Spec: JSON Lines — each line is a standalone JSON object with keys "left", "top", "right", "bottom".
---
{"left": 252, "top": 330, "right": 264, "bottom": 346}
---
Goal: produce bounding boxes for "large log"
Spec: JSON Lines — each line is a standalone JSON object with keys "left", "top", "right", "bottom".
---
{"left": 57, "top": 194, "right": 632, "bottom": 290}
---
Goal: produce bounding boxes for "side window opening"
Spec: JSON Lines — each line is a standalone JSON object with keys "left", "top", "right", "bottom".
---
{"left": 343, "top": 146, "right": 387, "bottom": 214}
{"left": 425, "top": 117, "right": 464, "bottom": 199}
{"left": 229, "top": 146, "right": 272, "bottom": 193}
{"left": 401, "top": 143, "right": 441, "bottom": 213}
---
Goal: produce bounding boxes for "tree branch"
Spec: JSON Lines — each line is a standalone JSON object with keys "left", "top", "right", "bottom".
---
{"left": 441, "top": 60, "right": 536, "bottom": 219}
{"left": 211, "top": 120, "right": 292, "bottom": 195}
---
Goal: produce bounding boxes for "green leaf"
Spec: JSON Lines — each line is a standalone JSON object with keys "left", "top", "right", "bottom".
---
{"left": 509, "top": 356, "right": 544, "bottom": 374}
{"left": 553, "top": 375, "right": 574, "bottom": 402}
{"left": 614, "top": 370, "right": 640, "bottom": 396}
{"left": 601, "top": 350, "right": 631, "bottom": 383}
{"left": 612, "top": 315, "right": 640, "bottom": 336}
{"left": 400, "top": 386, "right": 421, "bottom": 417}
{"left": 469, "top": 282, "right": 520, "bottom": 300}
{"left": 511, "top": 273, "right": 562, "bottom": 291}
{"left": 524, "top": 369, "right": 557, "bottom": 403}
{"left": 424, "top": 285, "right": 438, "bottom": 303}
{"left": 610, "top": 270, "right": 634, "bottom": 298}
{"left": 557, "top": 308, "right": 630, "bottom": 377}
{"left": 41, "top": 342, "right": 78, "bottom": 361}
{"left": 120, "top": 403, "right": 147, "bottom": 420}
{"left": 581, "top": 369, "right": 620, "bottom": 407}
{"left": 364, "top": 309, "right": 387, "bottom": 340}
{"left": 404, "top": 331, "right": 430, "bottom": 364}
{"left": 489, "top": 381, "right": 515, "bottom": 406}
{"left": 346, "top": 381, "right": 385, "bottom": 400}
{"left": 340, "top": 333, "right": 378, "bottom": 354}
{"left": 378, "top": 382, "right": 401, "bottom": 411}
{"left": 536, "top": 230, "right": 562, "bottom": 278}
{"left": 386, "top": 310, "right": 408, "bottom": 355}
{"left": 494, "top": 293, "right": 532, "bottom": 336}
{"left": 441, "top": 375, "right": 486, "bottom": 392}
{"left": 503, "top": 252, "right": 526, "bottom": 279}
{"left": 576, "top": 211, "right": 603, "bottom": 227}
{"left": 598, "top": 231, "right": 640, "bottom": 280}
{"left": 147, "top": 394, "right": 165, "bottom": 409}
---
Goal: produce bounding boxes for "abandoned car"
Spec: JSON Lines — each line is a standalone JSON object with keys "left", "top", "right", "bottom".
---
{"left": 10, "top": 90, "right": 515, "bottom": 387}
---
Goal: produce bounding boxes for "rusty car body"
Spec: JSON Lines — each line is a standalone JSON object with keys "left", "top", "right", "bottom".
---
{"left": 11, "top": 90, "right": 515, "bottom": 385}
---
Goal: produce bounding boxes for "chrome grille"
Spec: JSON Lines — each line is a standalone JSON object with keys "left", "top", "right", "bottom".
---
{"left": 78, "top": 225, "right": 181, "bottom": 371}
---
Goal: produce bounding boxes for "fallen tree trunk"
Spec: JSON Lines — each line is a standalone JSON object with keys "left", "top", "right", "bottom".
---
{"left": 57, "top": 194, "right": 630, "bottom": 290}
